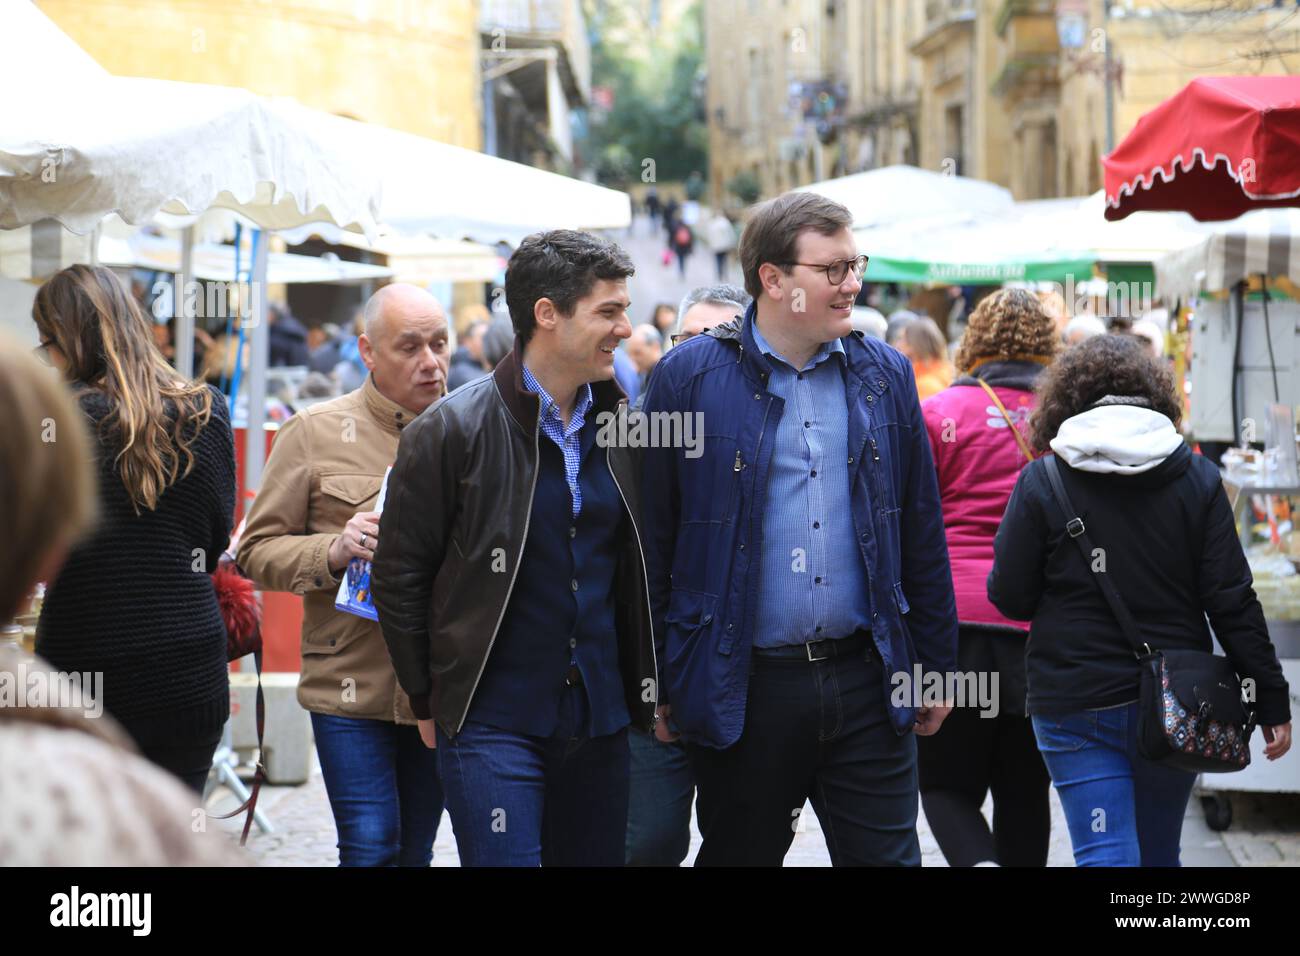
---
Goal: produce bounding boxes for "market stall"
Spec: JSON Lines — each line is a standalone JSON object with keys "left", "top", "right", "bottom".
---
{"left": 1150, "top": 198, "right": 1300, "bottom": 830}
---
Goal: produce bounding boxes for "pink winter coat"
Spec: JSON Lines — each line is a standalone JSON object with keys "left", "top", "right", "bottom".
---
{"left": 921, "top": 362, "right": 1045, "bottom": 631}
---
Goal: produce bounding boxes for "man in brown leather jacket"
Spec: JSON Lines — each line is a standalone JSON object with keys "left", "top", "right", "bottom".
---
{"left": 372, "top": 230, "right": 657, "bottom": 866}
{"left": 239, "top": 284, "right": 449, "bottom": 866}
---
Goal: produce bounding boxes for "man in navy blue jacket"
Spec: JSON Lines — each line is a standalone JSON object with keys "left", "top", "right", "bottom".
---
{"left": 639, "top": 191, "right": 959, "bottom": 865}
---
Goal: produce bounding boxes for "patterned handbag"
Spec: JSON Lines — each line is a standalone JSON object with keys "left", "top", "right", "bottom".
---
{"left": 1043, "top": 456, "right": 1254, "bottom": 773}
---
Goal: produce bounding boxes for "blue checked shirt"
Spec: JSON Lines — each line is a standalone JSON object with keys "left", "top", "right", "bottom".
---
{"left": 522, "top": 364, "right": 594, "bottom": 518}
{"left": 750, "top": 321, "right": 872, "bottom": 647}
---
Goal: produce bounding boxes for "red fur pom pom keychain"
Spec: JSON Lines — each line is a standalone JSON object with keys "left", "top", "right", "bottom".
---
{"left": 213, "top": 561, "right": 261, "bottom": 662}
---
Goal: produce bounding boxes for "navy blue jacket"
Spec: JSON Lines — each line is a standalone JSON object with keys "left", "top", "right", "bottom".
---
{"left": 640, "top": 305, "right": 958, "bottom": 747}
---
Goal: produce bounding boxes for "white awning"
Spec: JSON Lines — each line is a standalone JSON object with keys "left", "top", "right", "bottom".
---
{"left": 97, "top": 232, "right": 395, "bottom": 285}
{"left": 799, "top": 165, "right": 1014, "bottom": 230}
{"left": 1156, "top": 208, "right": 1300, "bottom": 300}
{"left": 0, "top": 2, "right": 384, "bottom": 239}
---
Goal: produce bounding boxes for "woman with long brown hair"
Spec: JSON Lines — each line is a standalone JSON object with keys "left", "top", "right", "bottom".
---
{"left": 32, "top": 264, "right": 236, "bottom": 793}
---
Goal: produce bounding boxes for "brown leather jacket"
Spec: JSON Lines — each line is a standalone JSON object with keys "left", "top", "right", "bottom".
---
{"left": 371, "top": 345, "right": 658, "bottom": 739}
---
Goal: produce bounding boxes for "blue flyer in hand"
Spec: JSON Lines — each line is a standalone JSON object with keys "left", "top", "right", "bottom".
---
{"left": 334, "top": 467, "right": 391, "bottom": 621}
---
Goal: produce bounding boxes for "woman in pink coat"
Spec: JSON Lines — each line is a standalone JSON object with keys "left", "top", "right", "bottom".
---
{"left": 917, "top": 288, "right": 1060, "bottom": 866}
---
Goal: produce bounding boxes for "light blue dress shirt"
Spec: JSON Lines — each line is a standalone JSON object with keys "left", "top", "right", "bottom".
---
{"left": 750, "top": 321, "right": 872, "bottom": 647}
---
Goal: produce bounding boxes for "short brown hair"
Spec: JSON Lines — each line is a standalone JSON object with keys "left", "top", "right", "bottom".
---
{"left": 1029, "top": 334, "right": 1181, "bottom": 453}
{"left": 738, "top": 192, "right": 853, "bottom": 299}
{"left": 0, "top": 337, "right": 97, "bottom": 620}
{"left": 954, "top": 288, "right": 1061, "bottom": 372}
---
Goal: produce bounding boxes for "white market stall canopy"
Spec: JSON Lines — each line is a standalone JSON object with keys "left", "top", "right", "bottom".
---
{"left": 0, "top": 2, "right": 384, "bottom": 239}
{"left": 275, "top": 221, "right": 505, "bottom": 284}
{"left": 1068, "top": 191, "right": 1210, "bottom": 264}
{"left": 853, "top": 198, "right": 1096, "bottom": 285}
{"left": 97, "top": 232, "right": 395, "bottom": 285}
{"left": 1156, "top": 207, "right": 1300, "bottom": 300}
{"left": 798, "top": 165, "right": 1015, "bottom": 230}
{"left": 1, "top": 1, "right": 629, "bottom": 252}
{"left": 331, "top": 110, "right": 631, "bottom": 244}
{"left": 851, "top": 191, "right": 1214, "bottom": 286}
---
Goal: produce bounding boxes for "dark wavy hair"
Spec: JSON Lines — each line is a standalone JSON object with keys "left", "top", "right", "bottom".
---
{"left": 1029, "top": 333, "right": 1181, "bottom": 453}
{"left": 504, "top": 230, "right": 635, "bottom": 346}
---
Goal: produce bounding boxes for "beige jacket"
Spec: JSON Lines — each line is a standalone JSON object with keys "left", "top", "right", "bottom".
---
{"left": 238, "top": 376, "right": 417, "bottom": 724}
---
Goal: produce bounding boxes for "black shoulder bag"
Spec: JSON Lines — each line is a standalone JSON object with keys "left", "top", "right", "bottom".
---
{"left": 1042, "top": 455, "right": 1254, "bottom": 773}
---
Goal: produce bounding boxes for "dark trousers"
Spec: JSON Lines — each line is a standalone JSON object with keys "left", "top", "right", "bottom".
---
{"left": 137, "top": 728, "right": 222, "bottom": 795}
{"left": 626, "top": 729, "right": 694, "bottom": 866}
{"left": 437, "top": 684, "right": 630, "bottom": 866}
{"left": 917, "top": 706, "right": 1051, "bottom": 866}
{"left": 311, "top": 712, "right": 444, "bottom": 867}
{"left": 916, "top": 625, "right": 1051, "bottom": 867}
{"left": 686, "top": 641, "right": 920, "bottom": 866}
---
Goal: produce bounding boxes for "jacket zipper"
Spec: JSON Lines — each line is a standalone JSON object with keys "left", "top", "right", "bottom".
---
{"left": 456, "top": 416, "right": 541, "bottom": 735}
{"left": 864, "top": 433, "right": 881, "bottom": 628}
{"left": 736, "top": 395, "right": 772, "bottom": 639}
{"left": 607, "top": 441, "right": 660, "bottom": 729}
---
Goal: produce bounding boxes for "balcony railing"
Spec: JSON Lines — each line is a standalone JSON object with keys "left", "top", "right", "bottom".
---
{"left": 480, "top": 0, "right": 590, "bottom": 101}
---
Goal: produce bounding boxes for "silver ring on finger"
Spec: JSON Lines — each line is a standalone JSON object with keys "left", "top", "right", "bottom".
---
{"left": 360, "top": 532, "right": 368, "bottom": 548}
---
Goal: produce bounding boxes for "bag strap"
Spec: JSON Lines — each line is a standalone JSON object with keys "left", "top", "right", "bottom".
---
{"left": 1042, "top": 455, "right": 1149, "bottom": 661}
{"left": 976, "top": 379, "right": 1034, "bottom": 463}
{"left": 213, "top": 639, "right": 265, "bottom": 846}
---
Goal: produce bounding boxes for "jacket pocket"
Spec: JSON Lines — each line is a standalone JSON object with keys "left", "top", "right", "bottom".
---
{"left": 893, "top": 581, "right": 910, "bottom": 615}
{"left": 315, "top": 473, "right": 384, "bottom": 535}
{"left": 319, "top": 474, "right": 383, "bottom": 508}
{"left": 665, "top": 589, "right": 718, "bottom": 666}
{"left": 681, "top": 437, "right": 740, "bottom": 527}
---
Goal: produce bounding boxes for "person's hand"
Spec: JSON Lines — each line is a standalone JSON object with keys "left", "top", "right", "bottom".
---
{"left": 1263, "top": 722, "right": 1291, "bottom": 760}
{"left": 914, "top": 703, "right": 953, "bottom": 736}
{"left": 327, "top": 510, "right": 381, "bottom": 573}
{"left": 654, "top": 704, "right": 679, "bottom": 743}
{"left": 417, "top": 718, "right": 438, "bottom": 750}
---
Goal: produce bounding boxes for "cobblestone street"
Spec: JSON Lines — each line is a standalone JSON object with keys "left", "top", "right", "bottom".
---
{"left": 209, "top": 751, "right": 1294, "bottom": 867}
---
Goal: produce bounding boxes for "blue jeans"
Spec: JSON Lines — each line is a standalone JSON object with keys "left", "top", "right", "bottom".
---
{"left": 437, "top": 684, "right": 630, "bottom": 866}
{"left": 626, "top": 729, "right": 694, "bottom": 866}
{"left": 1032, "top": 702, "right": 1196, "bottom": 867}
{"left": 311, "top": 713, "right": 444, "bottom": 867}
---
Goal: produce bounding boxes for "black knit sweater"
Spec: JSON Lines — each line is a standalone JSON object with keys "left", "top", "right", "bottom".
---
{"left": 36, "top": 384, "right": 235, "bottom": 747}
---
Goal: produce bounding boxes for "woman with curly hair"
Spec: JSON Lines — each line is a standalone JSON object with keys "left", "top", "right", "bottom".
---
{"left": 988, "top": 334, "right": 1292, "bottom": 866}
{"left": 32, "top": 265, "right": 236, "bottom": 793}
{"left": 918, "top": 287, "right": 1059, "bottom": 866}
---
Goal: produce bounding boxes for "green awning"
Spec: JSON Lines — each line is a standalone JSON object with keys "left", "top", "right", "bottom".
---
{"left": 865, "top": 255, "right": 1097, "bottom": 286}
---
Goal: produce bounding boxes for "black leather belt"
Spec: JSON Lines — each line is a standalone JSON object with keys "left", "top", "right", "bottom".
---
{"left": 751, "top": 631, "right": 872, "bottom": 662}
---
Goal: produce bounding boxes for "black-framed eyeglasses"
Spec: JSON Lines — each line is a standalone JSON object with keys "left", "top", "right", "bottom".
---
{"left": 779, "top": 254, "right": 869, "bottom": 285}
{"left": 671, "top": 325, "right": 725, "bottom": 347}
